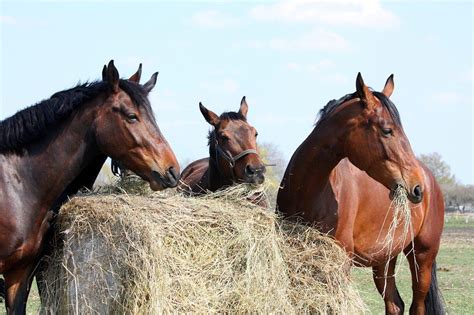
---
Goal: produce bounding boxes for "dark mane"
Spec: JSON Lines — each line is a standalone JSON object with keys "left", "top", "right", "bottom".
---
{"left": 315, "top": 90, "right": 402, "bottom": 126}
{"left": 0, "top": 79, "right": 149, "bottom": 153}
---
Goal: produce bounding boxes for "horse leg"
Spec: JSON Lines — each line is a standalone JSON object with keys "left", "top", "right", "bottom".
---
{"left": 3, "top": 262, "right": 37, "bottom": 315}
{"left": 5, "top": 211, "right": 54, "bottom": 315}
{"left": 405, "top": 246, "right": 443, "bottom": 315}
{"left": 372, "top": 256, "right": 404, "bottom": 315}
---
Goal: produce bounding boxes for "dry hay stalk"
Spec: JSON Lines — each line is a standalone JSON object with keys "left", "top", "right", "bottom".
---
{"left": 39, "top": 185, "right": 365, "bottom": 314}
{"left": 376, "top": 186, "right": 415, "bottom": 296}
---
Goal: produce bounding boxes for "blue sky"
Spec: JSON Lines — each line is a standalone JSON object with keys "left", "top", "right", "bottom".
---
{"left": 1, "top": 1, "right": 472, "bottom": 184}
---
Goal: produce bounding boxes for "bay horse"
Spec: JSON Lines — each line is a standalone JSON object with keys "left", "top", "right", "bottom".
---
{"left": 0, "top": 60, "right": 180, "bottom": 314}
{"left": 179, "top": 97, "right": 266, "bottom": 195}
{"left": 277, "top": 73, "right": 445, "bottom": 315}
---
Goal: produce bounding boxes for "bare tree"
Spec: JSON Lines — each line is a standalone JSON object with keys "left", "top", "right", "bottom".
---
{"left": 258, "top": 142, "right": 288, "bottom": 208}
{"left": 418, "top": 152, "right": 474, "bottom": 212}
{"left": 418, "top": 152, "right": 456, "bottom": 185}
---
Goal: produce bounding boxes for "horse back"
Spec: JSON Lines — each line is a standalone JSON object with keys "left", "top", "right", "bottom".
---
{"left": 178, "top": 158, "right": 210, "bottom": 194}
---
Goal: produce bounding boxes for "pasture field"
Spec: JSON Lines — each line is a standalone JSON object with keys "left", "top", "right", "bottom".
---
{"left": 2, "top": 214, "right": 472, "bottom": 314}
{"left": 352, "top": 214, "right": 474, "bottom": 314}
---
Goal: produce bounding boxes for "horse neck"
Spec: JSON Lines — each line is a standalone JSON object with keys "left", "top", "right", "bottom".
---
{"left": 208, "top": 145, "right": 233, "bottom": 191}
{"left": 295, "top": 121, "right": 346, "bottom": 190}
{"left": 18, "top": 97, "right": 104, "bottom": 209}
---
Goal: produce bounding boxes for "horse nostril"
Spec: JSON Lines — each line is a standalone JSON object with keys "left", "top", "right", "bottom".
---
{"left": 413, "top": 185, "right": 422, "bottom": 198}
{"left": 245, "top": 165, "right": 255, "bottom": 176}
{"left": 410, "top": 184, "right": 423, "bottom": 203}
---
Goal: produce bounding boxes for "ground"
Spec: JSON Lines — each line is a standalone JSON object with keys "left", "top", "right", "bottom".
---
{"left": 1, "top": 213, "right": 473, "bottom": 314}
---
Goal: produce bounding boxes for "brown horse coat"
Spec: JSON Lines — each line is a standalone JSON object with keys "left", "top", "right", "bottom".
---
{"left": 179, "top": 97, "right": 266, "bottom": 196}
{"left": 277, "top": 74, "right": 444, "bottom": 315}
{"left": 0, "top": 61, "right": 179, "bottom": 314}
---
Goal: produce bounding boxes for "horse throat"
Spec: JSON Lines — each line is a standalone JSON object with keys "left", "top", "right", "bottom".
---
{"left": 277, "top": 121, "right": 345, "bottom": 227}
{"left": 208, "top": 153, "right": 234, "bottom": 191}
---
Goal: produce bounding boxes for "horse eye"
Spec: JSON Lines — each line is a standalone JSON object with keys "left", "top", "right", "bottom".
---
{"left": 220, "top": 134, "right": 229, "bottom": 141}
{"left": 255, "top": 132, "right": 259, "bottom": 137}
{"left": 382, "top": 128, "right": 393, "bottom": 136}
{"left": 127, "top": 113, "right": 139, "bottom": 122}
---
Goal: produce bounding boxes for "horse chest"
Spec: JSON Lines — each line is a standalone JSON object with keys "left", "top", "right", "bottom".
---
{"left": 0, "top": 188, "right": 51, "bottom": 273}
{"left": 0, "top": 210, "right": 51, "bottom": 271}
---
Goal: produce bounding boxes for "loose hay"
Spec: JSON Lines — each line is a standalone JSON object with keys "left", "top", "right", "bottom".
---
{"left": 376, "top": 186, "right": 415, "bottom": 296}
{"left": 39, "top": 186, "right": 365, "bottom": 314}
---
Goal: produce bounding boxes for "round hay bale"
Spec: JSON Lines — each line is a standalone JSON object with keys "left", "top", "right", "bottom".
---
{"left": 39, "top": 186, "right": 365, "bottom": 314}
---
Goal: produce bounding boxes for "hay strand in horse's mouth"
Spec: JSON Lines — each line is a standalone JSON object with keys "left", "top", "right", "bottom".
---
{"left": 376, "top": 186, "right": 415, "bottom": 296}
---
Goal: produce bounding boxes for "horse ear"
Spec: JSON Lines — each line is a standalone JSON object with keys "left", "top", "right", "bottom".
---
{"left": 143, "top": 72, "right": 158, "bottom": 93}
{"left": 105, "top": 60, "right": 120, "bottom": 93}
{"left": 129, "top": 63, "right": 142, "bottom": 83}
{"left": 238, "top": 96, "right": 248, "bottom": 118}
{"left": 382, "top": 74, "right": 394, "bottom": 98}
{"left": 102, "top": 65, "right": 107, "bottom": 81}
{"left": 355, "top": 72, "right": 376, "bottom": 109}
{"left": 199, "top": 102, "right": 220, "bottom": 126}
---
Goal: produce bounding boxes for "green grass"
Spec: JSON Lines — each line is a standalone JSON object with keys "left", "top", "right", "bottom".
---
{"left": 2, "top": 214, "right": 473, "bottom": 314}
{"left": 352, "top": 214, "right": 474, "bottom": 314}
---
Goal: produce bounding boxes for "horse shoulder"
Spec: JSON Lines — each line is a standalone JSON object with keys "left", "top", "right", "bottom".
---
{"left": 179, "top": 158, "right": 210, "bottom": 194}
{"left": 412, "top": 161, "right": 445, "bottom": 251}
{"left": 329, "top": 159, "right": 362, "bottom": 249}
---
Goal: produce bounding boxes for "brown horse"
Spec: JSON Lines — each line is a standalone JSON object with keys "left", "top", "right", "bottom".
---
{"left": 0, "top": 60, "right": 179, "bottom": 314}
{"left": 277, "top": 73, "right": 444, "bottom": 315}
{"left": 179, "top": 97, "right": 266, "bottom": 195}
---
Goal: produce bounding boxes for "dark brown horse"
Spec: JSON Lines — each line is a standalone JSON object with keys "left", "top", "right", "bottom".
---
{"left": 277, "top": 74, "right": 444, "bottom": 315}
{"left": 0, "top": 61, "right": 180, "bottom": 314}
{"left": 179, "top": 97, "right": 266, "bottom": 195}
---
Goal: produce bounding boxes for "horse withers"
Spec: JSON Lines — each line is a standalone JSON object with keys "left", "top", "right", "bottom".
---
{"left": 179, "top": 97, "right": 266, "bottom": 199}
{"left": 277, "top": 73, "right": 445, "bottom": 315}
{"left": 0, "top": 61, "right": 179, "bottom": 314}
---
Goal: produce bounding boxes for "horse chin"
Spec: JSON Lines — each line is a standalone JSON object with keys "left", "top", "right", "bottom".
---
{"left": 243, "top": 175, "right": 265, "bottom": 186}
{"left": 149, "top": 172, "right": 167, "bottom": 191}
{"left": 149, "top": 179, "right": 166, "bottom": 191}
{"left": 254, "top": 175, "right": 265, "bottom": 185}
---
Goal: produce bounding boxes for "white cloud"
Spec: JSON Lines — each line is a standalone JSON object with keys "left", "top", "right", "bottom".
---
{"left": 190, "top": 10, "right": 240, "bottom": 28}
{"left": 432, "top": 92, "right": 469, "bottom": 105}
{"left": 325, "top": 73, "right": 350, "bottom": 84}
{"left": 285, "top": 61, "right": 350, "bottom": 84}
{"left": 255, "top": 114, "right": 309, "bottom": 125}
{"left": 120, "top": 56, "right": 157, "bottom": 71}
{"left": 250, "top": 0, "right": 399, "bottom": 28}
{"left": 423, "top": 34, "right": 439, "bottom": 44}
{"left": 286, "top": 62, "right": 301, "bottom": 71}
{"left": 0, "top": 16, "right": 17, "bottom": 25}
{"left": 200, "top": 78, "right": 239, "bottom": 93}
{"left": 286, "top": 59, "right": 335, "bottom": 73}
{"left": 250, "top": 28, "right": 350, "bottom": 52}
{"left": 462, "top": 69, "right": 473, "bottom": 82}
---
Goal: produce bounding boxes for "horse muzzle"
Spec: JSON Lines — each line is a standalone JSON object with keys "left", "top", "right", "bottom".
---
{"left": 244, "top": 165, "right": 266, "bottom": 185}
{"left": 150, "top": 167, "right": 180, "bottom": 190}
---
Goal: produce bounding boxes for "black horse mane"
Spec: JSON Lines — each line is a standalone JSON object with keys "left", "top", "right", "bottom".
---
{"left": 315, "top": 90, "right": 402, "bottom": 127}
{"left": 0, "top": 80, "right": 149, "bottom": 153}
